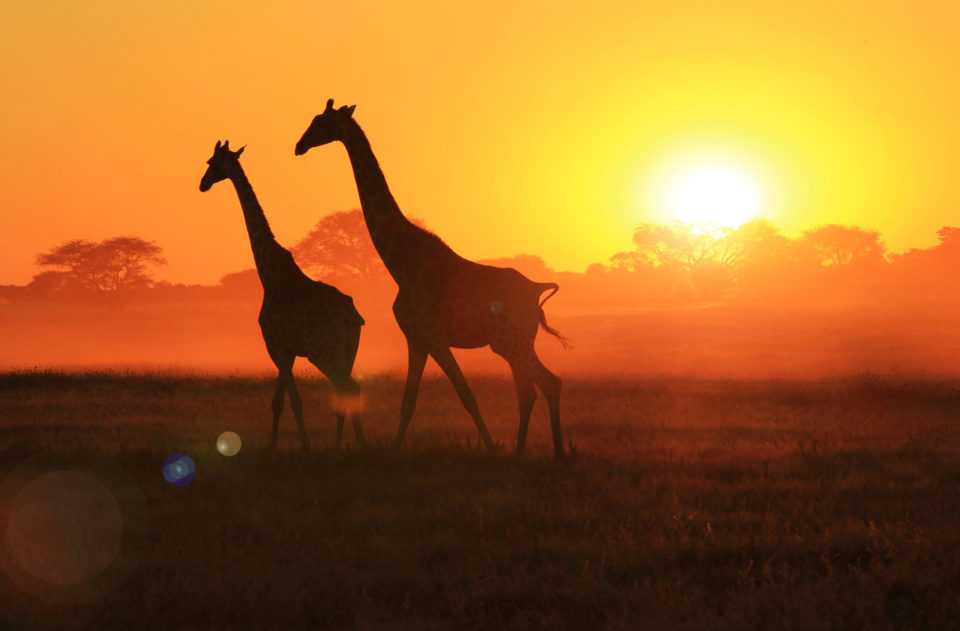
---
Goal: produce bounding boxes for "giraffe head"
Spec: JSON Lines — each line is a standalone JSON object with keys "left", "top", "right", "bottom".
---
{"left": 295, "top": 99, "right": 356, "bottom": 155}
{"left": 199, "top": 140, "right": 245, "bottom": 192}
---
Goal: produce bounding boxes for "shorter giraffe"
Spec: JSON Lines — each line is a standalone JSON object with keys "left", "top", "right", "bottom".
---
{"left": 200, "top": 140, "right": 366, "bottom": 451}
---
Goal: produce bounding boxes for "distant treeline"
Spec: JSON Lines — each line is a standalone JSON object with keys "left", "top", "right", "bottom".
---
{"left": 3, "top": 212, "right": 958, "bottom": 308}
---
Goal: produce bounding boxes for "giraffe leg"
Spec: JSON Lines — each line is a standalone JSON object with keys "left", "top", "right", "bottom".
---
{"left": 270, "top": 375, "right": 286, "bottom": 451}
{"left": 321, "top": 366, "right": 366, "bottom": 449}
{"left": 339, "top": 374, "right": 367, "bottom": 448}
{"left": 394, "top": 341, "right": 428, "bottom": 448}
{"left": 285, "top": 373, "right": 311, "bottom": 453}
{"left": 529, "top": 356, "right": 564, "bottom": 461}
{"left": 508, "top": 362, "right": 537, "bottom": 455}
{"left": 343, "top": 330, "right": 367, "bottom": 448}
{"left": 267, "top": 346, "right": 295, "bottom": 452}
{"left": 429, "top": 346, "right": 496, "bottom": 452}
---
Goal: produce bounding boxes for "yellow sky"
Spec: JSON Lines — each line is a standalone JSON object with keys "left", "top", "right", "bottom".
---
{"left": 1, "top": 1, "right": 958, "bottom": 285}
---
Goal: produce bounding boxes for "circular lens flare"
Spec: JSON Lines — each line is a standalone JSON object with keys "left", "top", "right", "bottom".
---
{"left": 216, "top": 431, "right": 242, "bottom": 457}
{"left": 7, "top": 500, "right": 83, "bottom": 579}
{"left": 162, "top": 454, "right": 195, "bottom": 486}
{"left": 0, "top": 450, "right": 148, "bottom": 604}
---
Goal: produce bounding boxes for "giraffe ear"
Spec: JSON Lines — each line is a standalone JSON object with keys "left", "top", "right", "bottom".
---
{"left": 235, "top": 145, "right": 245, "bottom": 157}
{"left": 325, "top": 99, "right": 335, "bottom": 111}
{"left": 345, "top": 105, "right": 356, "bottom": 117}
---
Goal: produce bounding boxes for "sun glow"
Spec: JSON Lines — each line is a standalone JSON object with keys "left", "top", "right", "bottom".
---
{"left": 662, "top": 162, "right": 765, "bottom": 228}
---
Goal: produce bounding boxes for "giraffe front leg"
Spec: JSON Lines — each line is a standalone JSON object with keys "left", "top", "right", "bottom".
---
{"left": 394, "top": 341, "right": 428, "bottom": 448}
{"left": 430, "top": 345, "right": 496, "bottom": 453}
{"left": 266, "top": 343, "right": 296, "bottom": 452}
{"left": 285, "top": 374, "right": 311, "bottom": 453}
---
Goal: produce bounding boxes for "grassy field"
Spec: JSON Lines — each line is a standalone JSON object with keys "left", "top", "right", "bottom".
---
{"left": 1, "top": 370, "right": 959, "bottom": 630}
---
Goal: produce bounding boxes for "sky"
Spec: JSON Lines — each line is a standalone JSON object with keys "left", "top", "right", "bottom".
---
{"left": 2, "top": 1, "right": 959, "bottom": 285}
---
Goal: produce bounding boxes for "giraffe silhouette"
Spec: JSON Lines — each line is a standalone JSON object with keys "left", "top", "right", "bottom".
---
{"left": 200, "top": 140, "right": 366, "bottom": 451}
{"left": 296, "top": 101, "right": 568, "bottom": 459}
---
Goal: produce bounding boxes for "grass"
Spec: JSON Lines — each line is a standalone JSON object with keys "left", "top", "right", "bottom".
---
{"left": 1, "top": 370, "right": 959, "bottom": 629}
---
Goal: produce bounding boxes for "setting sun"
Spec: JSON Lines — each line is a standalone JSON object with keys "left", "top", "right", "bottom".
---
{"left": 663, "top": 162, "right": 765, "bottom": 228}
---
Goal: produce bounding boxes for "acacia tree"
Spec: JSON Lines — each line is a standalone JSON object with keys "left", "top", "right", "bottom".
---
{"left": 800, "top": 224, "right": 886, "bottom": 266}
{"left": 935, "top": 226, "right": 960, "bottom": 249}
{"left": 609, "top": 219, "right": 806, "bottom": 299}
{"left": 292, "top": 209, "right": 428, "bottom": 285}
{"left": 888, "top": 225, "right": 960, "bottom": 281}
{"left": 34, "top": 236, "right": 166, "bottom": 292}
{"left": 292, "top": 210, "right": 382, "bottom": 281}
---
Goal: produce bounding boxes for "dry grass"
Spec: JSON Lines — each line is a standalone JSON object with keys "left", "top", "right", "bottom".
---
{"left": 1, "top": 371, "right": 959, "bottom": 630}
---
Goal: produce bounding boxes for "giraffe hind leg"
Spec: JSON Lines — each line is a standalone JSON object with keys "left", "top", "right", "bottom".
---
{"left": 508, "top": 362, "right": 537, "bottom": 455}
{"left": 342, "top": 325, "right": 367, "bottom": 447}
{"left": 337, "top": 374, "right": 366, "bottom": 448}
{"left": 312, "top": 357, "right": 367, "bottom": 449}
{"left": 530, "top": 357, "right": 564, "bottom": 460}
{"left": 429, "top": 345, "right": 496, "bottom": 452}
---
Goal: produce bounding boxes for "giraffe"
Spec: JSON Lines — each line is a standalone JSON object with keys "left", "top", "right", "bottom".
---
{"left": 295, "top": 101, "right": 568, "bottom": 459}
{"left": 199, "top": 140, "right": 366, "bottom": 451}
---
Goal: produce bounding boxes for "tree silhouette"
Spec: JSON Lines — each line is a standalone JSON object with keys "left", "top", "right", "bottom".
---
{"left": 725, "top": 219, "right": 794, "bottom": 266}
{"left": 606, "top": 219, "right": 816, "bottom": 299}
{"left": 292, "top": 209, "right": 427, "bottom": 284}
{"left": 615, "top": 222, "right": 752, "bottom": 274}
{"left": 35, "top": 236, "right": 166, "bottom": 292}
{"left": 800, "top": 224, "right": 886, "bottom": 266}
{"left": 292, "top": 210, "right": 382, "bottom": 281}
{"left": 608, "top": 222, "right": 739, "bottom": 298}
{"left": 935, "top": 226, "right": 960, "bottom": 249}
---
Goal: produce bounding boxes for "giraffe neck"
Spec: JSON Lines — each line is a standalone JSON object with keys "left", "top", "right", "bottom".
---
{"left": 226, "top": 165, "right": 283, "bottom": 288}
{"left": 340, "top": 119, "right": 425, "bottom": 280}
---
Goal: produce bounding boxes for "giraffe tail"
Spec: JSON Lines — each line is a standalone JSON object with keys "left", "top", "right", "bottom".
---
{"left": 534, "top": 282, "right": 570, "bottom": 349}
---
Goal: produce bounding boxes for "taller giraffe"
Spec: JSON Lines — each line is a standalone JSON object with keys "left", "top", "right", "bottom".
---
{"left": 200, "top": 140, "right": 366, "bottom": 451}
{"left": 296, "top": 100, "right": 567, "bottom": 459}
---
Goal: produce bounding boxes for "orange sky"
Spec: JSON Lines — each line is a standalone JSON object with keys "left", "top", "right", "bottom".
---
{"left": 2, "top": 1, "right": 959, "bottom": 285}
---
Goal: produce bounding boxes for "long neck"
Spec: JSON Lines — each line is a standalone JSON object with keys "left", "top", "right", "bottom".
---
{"left": 340, "top": 119, "right": 420, "bottom": 276}
{"left": 227, "top": 165, "right": 281, "bottom": 286}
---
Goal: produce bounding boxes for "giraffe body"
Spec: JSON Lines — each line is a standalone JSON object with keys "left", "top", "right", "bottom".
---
{"left": 200, "top": 140, "right": 365, "bottom": 451}
{"left": 296, "top": 102, "right": 566, "bottom": 459}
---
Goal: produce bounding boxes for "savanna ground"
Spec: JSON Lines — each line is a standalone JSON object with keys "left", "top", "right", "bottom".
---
{"left": 1, "top": 371, "right": 959, "bottom": 630}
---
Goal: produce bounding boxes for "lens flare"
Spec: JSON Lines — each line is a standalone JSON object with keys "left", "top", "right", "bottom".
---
{"left": 162, "top": 454, "right": 196, "bottom": 486}
{"left": 0, "top": 450, "right": 148, "bottom": 604}
{"left": 216, "top": 431, "right": 242, "bottom": 457}
{"left": 331, "top": 392, "right": 365, "bottom": 417}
